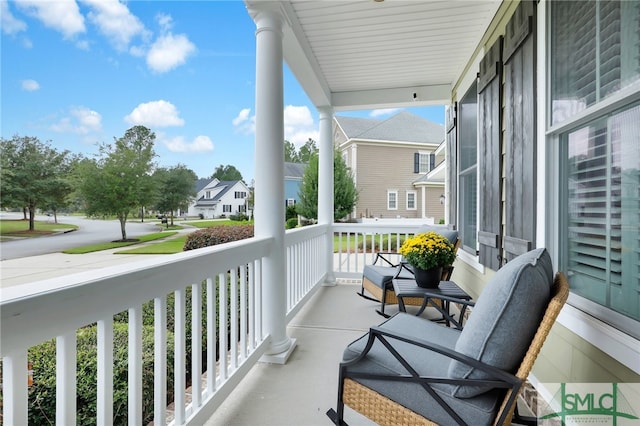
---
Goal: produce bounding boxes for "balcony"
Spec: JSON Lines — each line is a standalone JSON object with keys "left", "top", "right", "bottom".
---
{"left": 1, "top": 223, "right": 426, "bottom": 425}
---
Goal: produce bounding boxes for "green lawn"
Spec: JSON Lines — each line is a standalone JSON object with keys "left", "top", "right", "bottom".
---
{"left": 63, "top": 232, "right": 179, "bottom": 254}
{"left": 0, "top": 219, "right": 78, "bottom": 239}
{"left": 115, "top": 235, "right": 188, "bottom": 254}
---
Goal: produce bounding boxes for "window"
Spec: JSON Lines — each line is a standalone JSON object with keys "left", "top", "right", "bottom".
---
{"left": 205, "top": 191, "right": 211, "bottom": 199}
{"left": 458, "top": 82, "right": 478, "bottom": 254}
{"left": 551, "top": 0, "right": 640, "bottom": 337}
{"left": 223, "top": 205, "right": 232, "bottom": 213}
{"left": 550, "top": 1, "right": 640, "bottom": 126}
{"left": 286, "top": 199, "right": 296, "bottom": 206}
{"left": 387, "top": 190, "right": 398, "bottom": 210}
{"left": 235, "top": 191, "right": 247, "bottom": 199}
{"left": 414, "top": 153, "right": 434, "bottom": 174}
{"left": 406, "top": 191, "right": 416, "bottom": 210}
{"left": 238, "top": 205, "right": 246, "bottom": 213}
{"left": 560, "top": 104, "right": 640, "bottom": 333}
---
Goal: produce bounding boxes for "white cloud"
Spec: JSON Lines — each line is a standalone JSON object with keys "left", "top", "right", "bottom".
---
{"left": 232, "top": 105, "right": 319, "bottom": 147}
{"left": 284, "top": 105, "right": 317, "bottom": 146}
{"left": 16, "top": 0, "right": 85, "bottom": 39}
{"left": 125, "top": 100, "right": 185, "bottom": 128}
{"left": 156, "top": 13, "right": 173, "bottom": 32}
{"left": 1, "top": 0, "right": 27, "bottom": 35}
{"left": 82, "top": 0, "right": 147, "bottom": 51}
{"left": 370, "top": 108, "right": 401, "bottom": 117}
{"left": 232, "top": 108, "right": 254, "bottom": 135}
{"left": 21, "top": 79, "right": 40, "bottom": 91}
{"left": 146, "top": 33, "right": 195, "bottom": 73}
{"left": 164, "top": 135, "right": 214, "bottom": 153}
{"left": 232, "top": 108, "right": 251, "bottom": 126}
{"left": 50, "top": 106, "right": 102, "bottom": 135}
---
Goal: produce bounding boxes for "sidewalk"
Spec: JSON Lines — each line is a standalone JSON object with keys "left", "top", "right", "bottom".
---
{"left": 0, "top": 249, "right": 166, "bottom": 288}
{"left": 0, "top": 227, "right": 196, "bottom": 288}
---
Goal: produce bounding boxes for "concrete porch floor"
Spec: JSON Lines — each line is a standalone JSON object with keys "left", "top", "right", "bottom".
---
{"left": 204, "top": 281, "right": 382, "bottom": 426}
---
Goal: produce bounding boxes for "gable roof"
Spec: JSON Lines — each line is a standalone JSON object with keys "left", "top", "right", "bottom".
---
{"left": 284, "top": 162, "right": 306, "bottom": 179}
{"left": 194, "top": 178, "right": 212, "bottom": 193}
{"left": 335, "top": 111, "right": 444, "bottom": 144}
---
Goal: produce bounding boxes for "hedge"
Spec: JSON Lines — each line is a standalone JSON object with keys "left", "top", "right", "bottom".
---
{"left": 183, "top": 224, "right": 254, "bottom": 251}
{"left": 4, "top": 323, "right": 176, "bottom": 425}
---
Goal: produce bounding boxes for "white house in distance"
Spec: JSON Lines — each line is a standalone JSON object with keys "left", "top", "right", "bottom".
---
{"left": 187, "top": 178, "right": 250, "bottom": 219}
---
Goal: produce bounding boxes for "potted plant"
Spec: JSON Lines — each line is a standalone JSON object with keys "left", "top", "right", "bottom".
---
{"left": 398, "top": 231, "right": 457, "bottom": 288}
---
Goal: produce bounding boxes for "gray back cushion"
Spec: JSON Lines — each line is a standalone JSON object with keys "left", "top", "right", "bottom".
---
{"left": 448, "top": 248, "right": 553, "bottom": 398}
{"left": 416, "top": 225, "right": 458, "bottom": 244}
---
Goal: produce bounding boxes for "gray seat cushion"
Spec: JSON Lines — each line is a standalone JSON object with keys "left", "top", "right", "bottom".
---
{"left": 448, "top": 248, "right": 553, "bottom": 398}
{"left": 343, "top": 314, "right": 502, "bottom": 425}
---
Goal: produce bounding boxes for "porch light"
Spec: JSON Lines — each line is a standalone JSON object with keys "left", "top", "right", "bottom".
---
{"left": 440, "top": 194, "right": 445, "bottom": 205}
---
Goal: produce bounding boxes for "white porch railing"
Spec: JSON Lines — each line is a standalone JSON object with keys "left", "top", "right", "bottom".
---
{"left": 1, "top": 222, "right": 430, "bottom": 425}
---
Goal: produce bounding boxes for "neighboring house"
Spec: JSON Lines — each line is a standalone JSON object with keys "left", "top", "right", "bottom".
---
{"left": 284, "top": 162, "right": 306, "bottom": 207}
{"left": 187, "top": 178, "right": 250, "bottom": 219}
{"left": 334, "top": 111, "right": 445, "bottom": 221}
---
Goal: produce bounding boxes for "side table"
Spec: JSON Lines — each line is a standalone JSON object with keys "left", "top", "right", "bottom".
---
{"left": 392, "top": 279, "right": 473, "bottom": 329}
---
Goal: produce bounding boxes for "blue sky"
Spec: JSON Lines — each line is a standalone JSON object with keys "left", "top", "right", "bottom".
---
{"left": 1, "top": 0, "right": 444, "bottom": 182}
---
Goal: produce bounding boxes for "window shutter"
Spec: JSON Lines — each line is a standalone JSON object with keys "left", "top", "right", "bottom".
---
{"left": 429, "top": 154, "right": 435, "bottom": 171}
{"left": 504, "top": 0, "right": 537, "bottom": 261}
{"left": 477, "top": 37, "right": 503, "bottom": 271}
{"left": 446, "top": 103, "right": 457, "bottom": 228}
{"left": 414, "top": 152, "right": 420, "bottom": 173}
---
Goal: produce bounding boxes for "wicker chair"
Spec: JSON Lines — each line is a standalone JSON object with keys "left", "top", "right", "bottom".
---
{"left": 328, "top": 248, "right": 568, "bottom": 426}
{"left": 358, "top": 227, "right": 460, "bottom": 317}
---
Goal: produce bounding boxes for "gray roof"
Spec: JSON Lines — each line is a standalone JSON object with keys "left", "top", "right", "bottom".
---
{"left": 335, "top": 111, "right": 443, "bottom": 144}
{"left": 284, "top": 162, "right": 306, "bottom": 179}
{"left": 194, "top": 178, "right": 211, "bottom": 193}
{"left": 195, "top": 179, "right": 242, "bottom": 203}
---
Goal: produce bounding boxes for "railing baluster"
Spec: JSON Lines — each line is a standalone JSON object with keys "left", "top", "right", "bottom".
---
{"left": 2, "top": 350, "right": 29, "bottom": 425}
{"left": 240, "top": 265, "right": 248, "bottom": 360}
{"left": 219, "top": 273, "right": 228, "bottom": 381}
{"left": 97, "top": 317, "right": 114, "bottom": 426}
{"left": 206, "top": 277, "right": 217, "bottom": 394}
{"left": 154, "top": 296, "right": 167, "bottom": 425}
{"left": 248, "top": 263, "right": 255, "bottom": 350}
{"left": 128, "top": 306, "right": 142, "bottom": 426}
{"left": 230, "top": 268, "right": 238, "bottom": 370}
{"left": 174, "top": 289, "right": 186, "bottom": 425}
{"left": 191, "top": 282, "right": 202, "bottom": 409}
{"left": 56, "top": 331, "right": 77, "bottom": 426}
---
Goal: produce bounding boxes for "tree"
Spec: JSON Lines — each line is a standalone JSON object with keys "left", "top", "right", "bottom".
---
{"left": 0, "top": 136, "right": 71, "bottom": 230}
{"left": 298, "top": 138, "right": 318, "bottom": 163}
{"left": 153, "top": 165, "right": 198, "bottom": 226}
{"left": 211, "top": 164, "right": 243, "bottom": 182}
{"left": 284, "top": 140, "right": 299, "bottom": 162}
{"left": 296, "top": 149, "right": 358, "bottom": 221}
{"left": 75, "top": 126, "right": 157, "bottom": 241}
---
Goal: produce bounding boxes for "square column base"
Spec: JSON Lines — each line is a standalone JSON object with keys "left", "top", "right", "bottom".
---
{"left": 259, "top": 338, "right": 297, "bottom": 365}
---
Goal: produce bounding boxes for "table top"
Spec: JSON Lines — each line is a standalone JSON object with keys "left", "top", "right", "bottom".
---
{"left": 392, "top": 279, "right": 472, "bottom": 301}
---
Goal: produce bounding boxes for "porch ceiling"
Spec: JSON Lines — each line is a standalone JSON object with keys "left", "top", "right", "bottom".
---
{"left": 245, "top": 0, "right": 501, "bottom": 110}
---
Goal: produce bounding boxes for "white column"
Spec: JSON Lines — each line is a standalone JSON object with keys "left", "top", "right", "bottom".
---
{"left": 318, "top": 106, "right": 336, "bottom": 286}
{"left": 421, "top": 186, "right": 427, "bottom": 218}
{"left": 253, "top": 6, "right": 293, "bottom": 359}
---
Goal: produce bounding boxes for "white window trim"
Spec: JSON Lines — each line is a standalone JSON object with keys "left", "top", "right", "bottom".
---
{"left": 387, "top": 190, "right": 398, "bottom": 210}
{"left": 406, "top": 191, "right": 417, "bottom": 210}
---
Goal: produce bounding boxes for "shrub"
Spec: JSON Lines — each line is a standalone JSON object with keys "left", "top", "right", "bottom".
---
{"left": 24, "top": 323, "right": 175, "bottom": 425}
{"left": 229, "top": 212, "right": 248, "bottom": 222}
{"left": 285, "top": 217, "right": 298, "bottom": 229}
{"left": 285, "top": 205, "right": 297, "bottom": 221}
{"left": 183, "top": 224, "right": 254, "bottom": 251}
